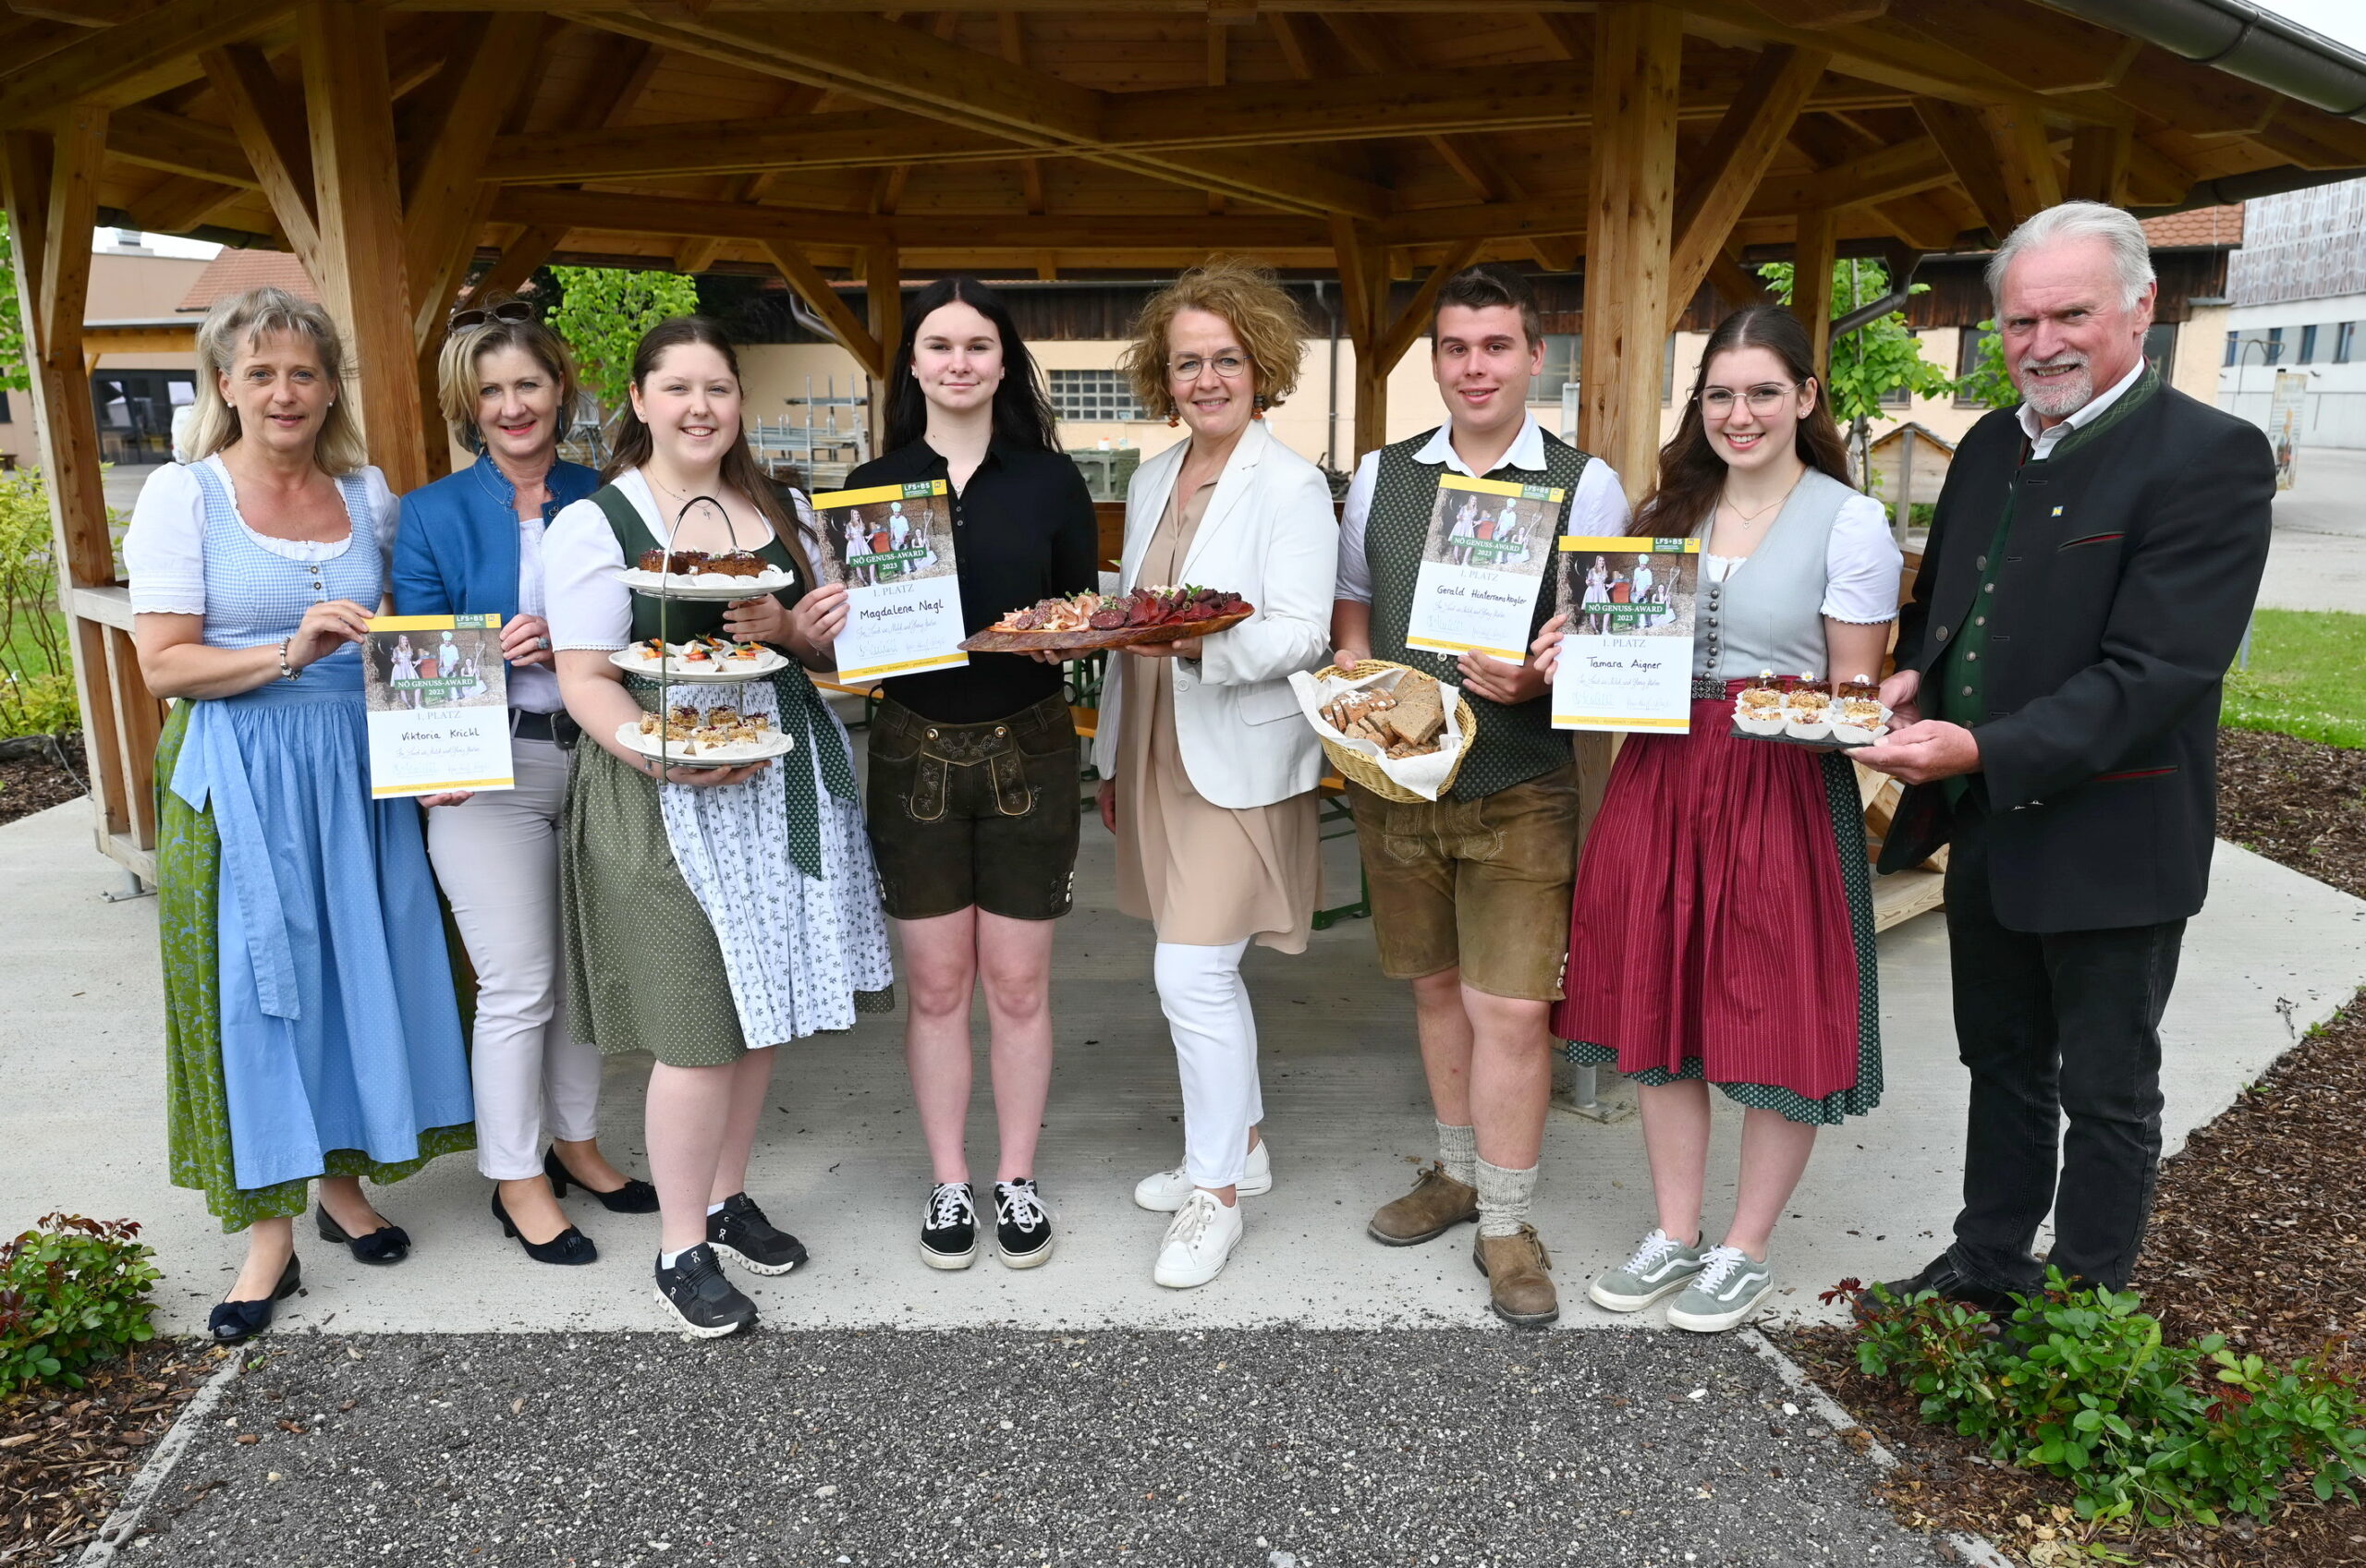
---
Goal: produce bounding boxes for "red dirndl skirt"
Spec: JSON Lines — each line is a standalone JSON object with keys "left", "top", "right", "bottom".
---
{"left": 1554, "top": 681, "right": 1882, "bottom": 1124}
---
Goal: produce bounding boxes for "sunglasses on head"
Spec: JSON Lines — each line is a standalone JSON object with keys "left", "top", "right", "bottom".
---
{"left": 448, "top": 300, "right": 536, "bottom": 330}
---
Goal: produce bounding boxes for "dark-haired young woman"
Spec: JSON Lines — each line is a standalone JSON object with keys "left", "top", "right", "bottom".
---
{"left": 827, "top": 277, "right": 1098, "bottom": 1273}
{"left": 1533, "top": 304, "right": 1902, "bottom": 1334}
{"left": 543, "top": 316, "right": 893, "bottom": 1337}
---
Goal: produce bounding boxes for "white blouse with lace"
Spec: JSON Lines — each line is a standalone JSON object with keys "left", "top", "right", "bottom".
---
{"left": 121, "top": 455, "right": 400, "bottom": 616}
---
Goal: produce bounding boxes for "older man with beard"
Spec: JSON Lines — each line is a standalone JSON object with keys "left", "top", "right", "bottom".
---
{"left": 1854, "top": 201, "right": 2274, "bottom": 1308}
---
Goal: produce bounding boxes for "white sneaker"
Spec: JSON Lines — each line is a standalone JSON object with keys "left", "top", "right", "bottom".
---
{"left": 1152, "top": 1189, "right": 1243, "bottom": 1289}
{"left": 1133, "top": 1137, "right": 1273, "bottom": 1212}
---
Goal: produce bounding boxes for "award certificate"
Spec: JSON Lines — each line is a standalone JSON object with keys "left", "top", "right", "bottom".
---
{"left": 1403, "top": 473, "right": 1566, "bottom": 661}
{"left": 1549, "top": 536, "right": 1701, "bottom": 734}
{"left": 363, "top": 614, "right": 516, "bottom": 797}
{"left": 809, "top": 479, "right": 969, "bottom": 683}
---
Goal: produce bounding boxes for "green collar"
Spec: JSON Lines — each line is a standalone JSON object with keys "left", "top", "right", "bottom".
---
{"left": 2030, "top": 366, "right": 2160, "bottom": 465}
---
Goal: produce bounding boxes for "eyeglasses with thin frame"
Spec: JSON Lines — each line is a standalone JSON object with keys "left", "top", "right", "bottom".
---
{"left": 1697, "top": 383, "right": 1799, "bottom": 418}
{"left": 449, "top": 300, "right": 537, "bottom": 331}
{"left": 1168, "top": 353, "right": 1250, "bottom": 382}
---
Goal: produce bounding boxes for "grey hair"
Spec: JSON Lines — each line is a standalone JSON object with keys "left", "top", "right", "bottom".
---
{"left": 1985, "top": 201, "right": 2156, "bottom": 310}
{"left": 187, "top": 286, "right": 368, "bottom": 476}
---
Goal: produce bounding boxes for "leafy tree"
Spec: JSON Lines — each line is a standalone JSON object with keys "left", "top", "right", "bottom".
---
{"left": 1755, "top": 258, "right": 1956, "bottom": 486}
{"left": 545, "top": 265, "right": 701, "bottom": 419}
{"left": 1957, "top": 319, "right": 2018, "bottom": 411}
{"left": 0, "top": 215, "right": 28, "bottom": 394}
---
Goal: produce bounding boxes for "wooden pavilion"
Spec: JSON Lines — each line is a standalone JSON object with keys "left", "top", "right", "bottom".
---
{"left": 6, "top": 0, "right": 2363, "bottom": 885}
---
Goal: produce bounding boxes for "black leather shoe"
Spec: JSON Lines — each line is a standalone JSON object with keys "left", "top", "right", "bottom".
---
{"left": 545, "top": 1146, "right": 660, "bottom": 1214}
{"left": 1873, "top": 1252, "right": 2018, "bottom": 1314}
{"left": 706, "top": 1193, "right": 807, "bottom": 1276}
{"left": 208, "top": 1254, "right": 301, "bottom": 1345}
{"left": 315, "top": 1204, "right": 411, "bottom": 1265}
{"left": 491, "top": 1188, "right": 597, "bottom": 1267}
{"left": 652, "top": 1244, "right": 757, "bottom": 1338}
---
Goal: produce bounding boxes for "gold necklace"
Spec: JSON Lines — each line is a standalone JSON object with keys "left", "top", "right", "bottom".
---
{"left": 1719, "top": 472, "right": 1804, "bottom": 526}
{"left": 644, "top": 467, "right": 752, "bottom": 547}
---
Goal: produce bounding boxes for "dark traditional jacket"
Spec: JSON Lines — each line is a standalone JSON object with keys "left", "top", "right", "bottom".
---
{"left": 1877, "top": 372, "right": 2274, "bottom": 932}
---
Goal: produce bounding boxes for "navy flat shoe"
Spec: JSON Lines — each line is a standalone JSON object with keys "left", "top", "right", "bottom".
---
{"left": 315, "top": 1204, "right": 411, "bottom": 1265}
{"left": 544, "top": 1146, "right": 660, "bottom": 1214}
{"left": 208, "top": 1254, "right": 300, "bottom": 1345}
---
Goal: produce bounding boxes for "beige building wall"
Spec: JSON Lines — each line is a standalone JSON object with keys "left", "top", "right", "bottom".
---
{"left": 2, "top": 248, "right": 209, "bottom": 466}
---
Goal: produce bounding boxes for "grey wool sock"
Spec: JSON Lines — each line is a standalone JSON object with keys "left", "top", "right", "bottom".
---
{"left": 1436, "top": 1122, "right": 1478, "bottom": 1189}
{"left": 1474, "top": 1157, "right": 1538, "bottom": 1238}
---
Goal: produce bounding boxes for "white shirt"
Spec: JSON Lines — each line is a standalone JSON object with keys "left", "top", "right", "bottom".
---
{"left": 1334, "top": 416, "right": 1628, "bottom": 602}
{"left": 123, "top": 455, "right": 399, "bottom": 616}
{"left": 544, "top": 468, "right": 820, "bottom": 652}
{"left": 1699, "top": 489, "right": 1903, "bottom": 624}
{"left": 509, "top": 508, "right": 563, "bottom": 713}
{"left": 2017, "top": 356, "right": 2147, "bottom": 462}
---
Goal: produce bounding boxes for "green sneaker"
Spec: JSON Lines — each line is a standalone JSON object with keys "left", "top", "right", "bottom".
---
{"left": 1588, "top": 1228, "right": 1707, "bottom": 1313}
{"left": 1665, "top": 1245, "right": 1774, "bottom": 1332}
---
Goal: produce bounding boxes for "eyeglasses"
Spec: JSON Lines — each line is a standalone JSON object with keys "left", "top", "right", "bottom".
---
{"left": 449, "top": 300, "right": 537, "bottom": 330}
{"left": 1698, "top": 383, "right": 1799, "bottom": 418}
{"left": 1168, "top": 354, "right": 1250, "bottom": 382}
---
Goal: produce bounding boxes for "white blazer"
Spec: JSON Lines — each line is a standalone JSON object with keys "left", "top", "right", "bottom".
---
{"left": 1091, "top": 419, "right": 1337, "bottom": 810}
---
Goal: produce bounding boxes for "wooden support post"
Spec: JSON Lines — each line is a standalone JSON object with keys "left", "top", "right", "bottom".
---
{"left": 864, "top": 243, "right": 901, "bottom": 451}
{"left": 301, "top": 0, "right": 427, "bottom": 494}
{"left": 1791, "top": 206, "right": 1837, "bottom": 381}
{"left": 1579, "top": 1, "right": 1680, "bottom": 501}
{"left": 6, "top": 113, "right": 161, "bottom": 869}
{"left": 2066, "top": 122, "right": 2131, "bottom": 206}
{"left": 1331, "top": 220, "right": 1391, "bottom": 459}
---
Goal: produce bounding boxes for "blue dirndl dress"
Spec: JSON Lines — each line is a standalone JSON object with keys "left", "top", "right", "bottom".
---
{"left": 156, "top": 461, "right": 473, "bottom": 1222}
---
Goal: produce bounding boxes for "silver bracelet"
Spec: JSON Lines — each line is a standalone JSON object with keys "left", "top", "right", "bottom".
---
{"left": 276, "top": 638, "right": 299, "bottom": 682}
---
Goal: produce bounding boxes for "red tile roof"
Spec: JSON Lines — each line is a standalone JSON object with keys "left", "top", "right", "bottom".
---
{"left": 177, "top": 249, "right": 319, "bottom": 312}
{"left": 2140, "top": 204, "right": 2244, "bottom": 250}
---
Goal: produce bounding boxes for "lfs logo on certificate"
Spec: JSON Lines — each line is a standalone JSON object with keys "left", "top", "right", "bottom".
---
{"left": 1549, "top": 536, "right": 1701, "bottom": 734}
{"left": 362, "top": 614, "right": 516, "bottom": 798}
{"left": 808, "top": 479, "right": 968, "bottom": 684}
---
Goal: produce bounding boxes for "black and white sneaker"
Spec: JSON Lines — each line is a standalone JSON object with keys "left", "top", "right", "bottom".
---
{"left": 994, "top": 1178, "right": 1054, "bottom": 1270}
{"left": 921, "top": 1181, "right": 978, "bottom": 1270}
{"left": 706, "top": 1193, "right": 808, "bottom": 1277}
{"left": 652, "top": 1244, "right": 757, "bottom": 1338}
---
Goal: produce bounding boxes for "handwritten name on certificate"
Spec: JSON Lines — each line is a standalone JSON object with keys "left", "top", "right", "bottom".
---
{"left": 1403, "top": 473, "right": 1567, "bottom": 661}
{"left": 809, "top": 480, "right": 970, "bottom": 684}
{"left": 1549, "top": 536, "right": 1701, "bottom": 735}
{"left": 363, "top": 614, "right": 515, "bottom": 797}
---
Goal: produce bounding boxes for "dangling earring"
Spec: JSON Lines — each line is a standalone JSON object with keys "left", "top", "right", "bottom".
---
{"left": 1165, "top": 408, "right": 1180, "bottom": 428}
{"left": 1251, "top": 394, "right": 1267, "bottom": 421}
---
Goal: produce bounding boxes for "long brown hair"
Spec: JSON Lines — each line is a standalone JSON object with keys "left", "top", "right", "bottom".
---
{"left": 1631, "top": 304, "right": 1851, "bottom": 537}
{"left": 603, "top": 315, "right": 817, "bottom": 589}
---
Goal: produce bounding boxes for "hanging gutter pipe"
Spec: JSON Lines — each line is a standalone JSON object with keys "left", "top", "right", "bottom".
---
{"left": 2038, "top": 0, "right": 2366, "bottom": 119}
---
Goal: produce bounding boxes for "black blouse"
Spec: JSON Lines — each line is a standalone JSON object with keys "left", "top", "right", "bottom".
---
{"left": 842, "top": 436, "right": 1101, "bottom": 723}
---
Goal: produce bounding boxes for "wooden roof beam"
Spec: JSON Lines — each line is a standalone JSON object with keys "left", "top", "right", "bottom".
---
{"left": 106, "top": 106, "right": 254, "bottom": 188}
{"left": 404, "top": 11, "right": 544, "bottom": 351}
{"left": 201, "top": 41, "right": 319, "bottom": 269}
{"left": 1884, "top": 0, "right": 2141, "bottom": 96}
{"left": 0, "top": 0, "right": 295, "bottom": 125}
{"left": 1666, "top": 42, "right": 1828, "bottom": 331}
{"left": 122, "top": 172, "right": 244, "bottom": 233}
{"left": 1913, "top": 96, "right": 2020, "bottom": 243}
{"left": 763, "top": 239, "right": 883, "bottom": 378}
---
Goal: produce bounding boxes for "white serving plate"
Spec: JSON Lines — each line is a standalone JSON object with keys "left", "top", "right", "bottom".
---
{"left": 608, "top": 642, "right": 788, "bottom": 685}
{"left": 615, "top": 722, "right": 795, "bottom": 769}
{"left": 614, "top": 566, "right": 797, "bottom": 602}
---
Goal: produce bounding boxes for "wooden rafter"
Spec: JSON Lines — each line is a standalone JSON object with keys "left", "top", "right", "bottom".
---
{"left": 1665, "top": 43, "right": 1828, "bottom": 331}
{"left": 763, "top": 239, "right": 883, "bottom": 378}
{"left": 402, "top": 11, "right": 545, "bottom": 348}
{"left": 0, "top": 0, "right": 295, "bottom": 125}
{"left": 470, "top": 225, "right": 564, "bottom": 303}
{"left": 1913, "top": 96, "right": 2020, "bottom": 241}
{"left": 201, "top": 43, "right": 320, "bottom": 268}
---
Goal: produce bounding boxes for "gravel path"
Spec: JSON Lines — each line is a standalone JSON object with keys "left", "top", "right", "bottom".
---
{"left": 129, "top": 1327, "right": 1950, "bottom": 1568}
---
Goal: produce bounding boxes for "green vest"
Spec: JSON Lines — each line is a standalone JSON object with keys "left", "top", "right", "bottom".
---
{"left": 1364, "top": 428, "right": 1590, "bottom": 800}
{"left": 1935, "top": 370, "right": 2162, "bottom": 800}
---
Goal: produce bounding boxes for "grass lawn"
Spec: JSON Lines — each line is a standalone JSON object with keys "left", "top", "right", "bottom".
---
{"left": 2224, "top": 608, "right": 2366, "bottom": 749}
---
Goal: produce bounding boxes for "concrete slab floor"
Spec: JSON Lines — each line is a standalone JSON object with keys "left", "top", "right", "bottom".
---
{"left": 2259, "top": 444, "right": 2366, "bottom": 614}
{"left": 5, "top": 791, "right": 2360, "bottom": 1340}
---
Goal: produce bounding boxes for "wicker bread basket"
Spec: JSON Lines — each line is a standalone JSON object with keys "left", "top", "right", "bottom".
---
{"left": 1316, "top": 659, "right": 1477, "bottom": 804}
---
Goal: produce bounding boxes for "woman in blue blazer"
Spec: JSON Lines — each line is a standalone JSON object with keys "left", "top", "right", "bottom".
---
{"left": 394, "top": 298, "right": 657, "bottom": 1265}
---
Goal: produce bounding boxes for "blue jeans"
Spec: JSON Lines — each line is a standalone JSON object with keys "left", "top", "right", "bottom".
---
{"left": 1941, "top": 797, "right": 2186, "bottom": 1295}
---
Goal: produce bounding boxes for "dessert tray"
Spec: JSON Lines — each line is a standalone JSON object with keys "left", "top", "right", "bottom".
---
{"left": 1730, "top": 674, "right": 1892, "bottom": 750}
{"left": 616, "top": 548, "right": 796, "bottom": 601}
{"left": 609, "top": 636, "right": 788, "bottom": 684}
{"left": 616, "top": 703, "right": 796, "bottom": 768}
{"left": 959, "top": 585, "right": 1251, "bottom": 653}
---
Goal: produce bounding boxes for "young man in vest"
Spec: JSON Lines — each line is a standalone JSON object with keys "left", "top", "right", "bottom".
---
{"left": 1331, "top": 265, "right": 1628, "bottom": 1326}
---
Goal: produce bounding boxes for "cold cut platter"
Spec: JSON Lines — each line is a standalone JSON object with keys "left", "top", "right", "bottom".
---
{"left": 958, "top": 586, "right": 1253, "bottom": 653}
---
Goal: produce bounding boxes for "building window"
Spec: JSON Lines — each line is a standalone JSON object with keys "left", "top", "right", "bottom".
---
{"left": 2299, "top": 324, "right": 2319, "bottom": 364}
{"left": 2225, "top": 330, "right": 2238, "bottom": 368}
{"left": 1047, "top": 369, "right": 1147, "bottom": 424}
{"left": 1662, "top": 334, "right": 1677, "bottom": 407}
{"left": 2338, "top": 322, "right": 2359, "bottom": 364}
{"left": 0, "top": 390, "right": 9, "bottom": 422}
{"left": 1534, "top": 334, "right": 1579, "bottom": 402}
{"left": 1956, "top": 325, "right": 1995, "bottom": 407}
{"left": 2266, "top": 325, "right": 2285, "bottom": 363}
{"left": 2142, "top": 322, "right": 2177, "bottom": 376}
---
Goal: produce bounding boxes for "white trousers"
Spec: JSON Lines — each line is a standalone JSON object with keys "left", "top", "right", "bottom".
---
{"left": 1153, "top": 939, "right": 1266, "bottom": 1190}
{"left": 425, "top": 735, "right": 604, "bottom": 1181}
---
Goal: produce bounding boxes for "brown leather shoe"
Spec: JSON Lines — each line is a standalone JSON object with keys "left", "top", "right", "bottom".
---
{"left": 1473, "top": 1225, "right": 1559, "bottom": 1327}
{"left": 1366, "top": 1161, "right": 1480, "bottom": 1246}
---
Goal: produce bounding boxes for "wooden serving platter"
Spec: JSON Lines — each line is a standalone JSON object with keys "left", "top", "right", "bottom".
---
{"left": 959, "top": 608, "right": 1252, "bottom": 654}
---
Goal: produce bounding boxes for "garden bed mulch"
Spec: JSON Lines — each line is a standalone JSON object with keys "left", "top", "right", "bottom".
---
{"left": 0, "top": 736, "right": 87, "bottom": 830}
{"left": 1776, "top": 727, "right": 2366, "bottom": 1568}
{"left": 0, "top": 1342, "right": 223, "bottom": 1564}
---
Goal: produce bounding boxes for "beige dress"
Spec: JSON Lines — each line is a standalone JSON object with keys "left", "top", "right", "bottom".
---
{"left": 1114, "top": 480, "right": 1319, "bottom": 954}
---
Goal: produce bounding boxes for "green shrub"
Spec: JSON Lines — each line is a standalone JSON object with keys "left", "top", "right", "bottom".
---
{"left": 1845, "top": 1269, "right": 2366, "bottom": 1530}
{"left": 0, "top": 468, "right": 79, "bottom": 739}
{"left": 0, "top": 1213, "right": 161, "bottom": 1397}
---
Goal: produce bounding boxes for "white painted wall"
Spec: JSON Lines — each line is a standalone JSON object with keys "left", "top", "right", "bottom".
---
{"left": 2216, "top": 291, "right": 2366, "bottom": 449}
